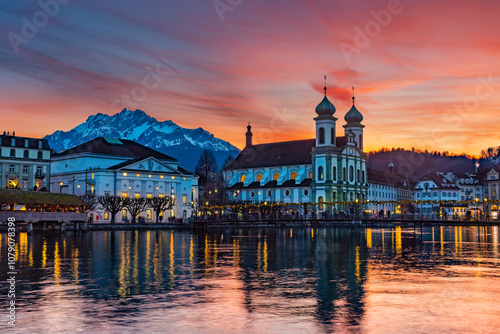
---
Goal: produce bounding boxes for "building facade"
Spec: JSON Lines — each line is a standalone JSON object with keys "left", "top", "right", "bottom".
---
{"left": 223, "top": 86, "right": 368, "bottom": 214}
{"left": 50, "top": 137, "right": 198, "bottom": 222}
{"left": 481, "top": 166, "right": 500, "bottom": 219}
{"left": 0, "top": 133, "right": 51, "bottom": 191}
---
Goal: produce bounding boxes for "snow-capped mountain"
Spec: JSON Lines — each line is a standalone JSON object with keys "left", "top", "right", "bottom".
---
{"left": 44, "top": 109, "right": 240, "bottom": 171}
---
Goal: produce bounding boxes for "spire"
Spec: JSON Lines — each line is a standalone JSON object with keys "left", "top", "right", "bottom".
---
{"left": 352, "top": 86, "right": 355, "bottom": 104}
{"left": 245, "top": 123, "right": 253, "bottom": 148}
{"left": 324, "top": 75, "right": 327, "bottom": 96}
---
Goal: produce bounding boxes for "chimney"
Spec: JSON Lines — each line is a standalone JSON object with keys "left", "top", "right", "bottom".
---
{"left": 388, "top": 162, "right": 394, "bottom": 174}
{"left": 245, "top": 123, "right": 252, "bottom": 148}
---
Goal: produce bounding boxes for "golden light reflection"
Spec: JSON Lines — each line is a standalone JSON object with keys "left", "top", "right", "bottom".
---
{"left": 493, "top": 226, "right": 498, "bottom": 257}
{"left": 169, "top": 231, "right": 175, "bottom": 288}
{"left": 54, "top": 241, "right": 61, "bottom": 284}
{"left": 146, "top": 232, "right": 151, "bottom": 282}
{"left": 311, "top": 228, "right": 314, "bottom": 239}
{"left": 432, "top": 227, "right": 435, "bottom": 253}
{"left": 440, "top": 226, "right": 444, "bottom": 258}
{"left": 355, "top": 245, "right": 360, "bottom": 284}
{"left": 154, "top": 233, "right": 163, "bottom": 287}
{"left": 29, "top": 239, "right": 33, "bottom": 268}
{"left": 290, "top": 229, "right": 293, "bottom": 238}
{"left": 233, "top": 238, "right": 240, "bottom": 268}
{"left": 134, "top": 231, "right": 139, "bottom": 292}
{"left": 263, "top": 238, "right": 268, "bottom": 273}
{"left": 190, "top": 235, "right": 194, "bottom": 275}
{"left": 366, "top": 228, "right": 372, "bottom": 248}
{"left": 42, "top": 240, "right": 47, "bottom": 268}
{"left": 204, "top": 235, "right": 210, "bottom": 268}
{"left": 395, "top": 227, "right": 402, "bottom": 257}
{"left": 454, "top": 226, "right": 459, "bottom": 257}
{"left": 119, "top": 233, "right": 131, "bottom": 297}
{"left": 72, "top": 248, "right": 79, "bottom": 284}
{"left": 381, "top": 229, "right": 385, "bottom": 255}
{"left": 19, "top": 233, "right": 27, "bottom": 263}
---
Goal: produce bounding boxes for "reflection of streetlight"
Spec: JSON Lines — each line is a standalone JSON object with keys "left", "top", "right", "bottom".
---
{"left": 475, "top": 198, "right": 479, "bottom": 220}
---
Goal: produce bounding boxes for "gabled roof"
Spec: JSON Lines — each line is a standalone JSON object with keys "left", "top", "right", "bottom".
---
{"left": 55, "top": 137, "right": 176, "bottom": 161}
{"left": 368, "top": 168, "right": 416, "bottom": 188}
{"left": 225, "top": 139, "right": 315, "bottom": 170}
{"left": 416, "top": 173, "right": 460, "bottom": 190}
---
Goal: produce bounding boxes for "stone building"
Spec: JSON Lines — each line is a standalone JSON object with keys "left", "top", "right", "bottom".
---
{"left": 0, "top": 132, "right": 51, "bottom": 191}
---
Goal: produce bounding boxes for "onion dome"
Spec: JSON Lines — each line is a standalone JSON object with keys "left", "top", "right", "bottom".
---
{"left": 344, "top": 97, "right": 363, "bottom": 123}
{"left": 315, "top": 87, "right": 336, "bottom": 116}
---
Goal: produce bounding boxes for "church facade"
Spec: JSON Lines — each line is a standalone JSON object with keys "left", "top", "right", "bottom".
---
{"left": 223, "top": 86, "right": 368, "bottom": 213}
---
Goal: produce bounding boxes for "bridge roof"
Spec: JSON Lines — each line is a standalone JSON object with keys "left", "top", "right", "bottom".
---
{"left": 0, "top": 189, "right": 85, "bottom": 206}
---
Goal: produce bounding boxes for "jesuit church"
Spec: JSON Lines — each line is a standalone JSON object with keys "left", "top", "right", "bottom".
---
{"left": 223, "top": 85, "right": 368, "bottom": 212}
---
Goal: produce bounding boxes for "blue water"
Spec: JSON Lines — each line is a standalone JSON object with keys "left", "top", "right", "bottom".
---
{"left": 1, "top": 226, "right": 500, "bottom": 333}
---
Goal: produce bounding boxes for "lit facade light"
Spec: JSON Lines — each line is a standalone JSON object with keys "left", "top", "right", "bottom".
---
{"left": 123, "top": 172, "right": 128, "bottom": 176}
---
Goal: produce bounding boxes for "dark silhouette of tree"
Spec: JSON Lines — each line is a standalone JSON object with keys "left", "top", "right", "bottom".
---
{"left": 148, "top": 196, "right": 174, "bottom": 223}
{"left": 195, "top": 149, "right": 219, "bottom": 203}
{"left": 97, "top": 195, "right": 125, "bottom": 224}
{"left": 79, "top": 194, "right": 98, "bottom": 211}
{"left": 123, "top": 197, "right": 148, "bottom": 223}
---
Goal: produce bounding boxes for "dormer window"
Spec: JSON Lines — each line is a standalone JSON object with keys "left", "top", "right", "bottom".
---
{"left": 24, "top": 139, "right": 29, "bottom": 147}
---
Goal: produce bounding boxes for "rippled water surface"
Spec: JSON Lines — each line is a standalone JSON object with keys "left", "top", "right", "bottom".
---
{"left": 1, "top": 226, "right": 500, "bottom": 333}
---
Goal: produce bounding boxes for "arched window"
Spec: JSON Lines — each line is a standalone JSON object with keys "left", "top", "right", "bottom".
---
{"left": 10, "top": 149, "right": 15, "bottom": 157}
{"left": 332, "top": 166, "right": 337, "bottom": 181}
{"left": 308, "top": 171, "right": 312, "bottom": 179}
{"left": 273, "top": 173, "right": 280, "bottom": 181}
{"left": 250, "top": 191, "right": 255, "bottom": 198}
{"left": 359, "top": 134, "right": 363, "bottom": 150}
{"left": 362, "top": 170, "right": 365, "bottom": 183}
{"left": 318, "top": 166, "right": 324, "bottom": 181}
{"left": 303, "top": 189, "right": 309, "bottom": 196}
{"left": 24, "top": 150, "right": 29, "bottom": 158}
{"left": 331, "top": 128, "right": 335, "bottom": 144}
{"left": 267, "top": 190, "right": 272, "bottom": 197}
{"left": 240, "top": 175, "right": 246, "bottom": 183}
{"left": 342, "top": 167, "right": 346, "bottom": 181}
{"left": 256, "top": 174, "right": 263, "bottom": 182}
{"left": 285, "top": 189, "right": 290, "bottom": 197}
{"left": 290, "top": 171, "right": 298, "bottom": 180}
{"left": 318, "top": 196, "right": 324, "bottom": 210}
{"left": 357, "top": 169, "right": 360, "bottom": 183}
{"left": 349, "top": 166, "right": 354, "bottom": 182}
{"left": 37, "top": 151, "right": 43, "bottom": 160}
{"left": 318, "top": 127, "right": 325, "bottom": 144}
{"left": 332, "top": 191, "right": 336, "bottom": 200}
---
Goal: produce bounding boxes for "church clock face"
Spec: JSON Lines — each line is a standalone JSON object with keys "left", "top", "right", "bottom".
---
{"left": 349, "top": 148, "right": 354, "bottom": 155}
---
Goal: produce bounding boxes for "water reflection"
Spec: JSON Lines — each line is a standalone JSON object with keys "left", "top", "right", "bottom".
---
{"left": 0, "top": 226, "right": 499, "bottom": 333}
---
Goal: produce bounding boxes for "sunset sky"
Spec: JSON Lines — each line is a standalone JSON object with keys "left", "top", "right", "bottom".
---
{"left": 1, "top": 0, "right": 499, "bottom": 154}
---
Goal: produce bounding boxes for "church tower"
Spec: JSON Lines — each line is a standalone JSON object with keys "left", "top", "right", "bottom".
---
{"left": 343, "top": 89, "right": 364, "bottom": 151}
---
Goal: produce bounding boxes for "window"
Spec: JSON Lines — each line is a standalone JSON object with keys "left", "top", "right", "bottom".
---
{"left": 37, "top": 151, "right": 43, "bottom": 160}
{"left": 9, "top": 165, "right": 15, "bottom": 173}
{"left": 273, "top": 173, "right": 280, "bottom": 181}
{"left": 333, "top": 166, "right": 337, "bottom": 181}
{"left": 104, "top": 211, "right": 109, "bottom": 220}
{"left": 318, "top": 166, "right": 324, "bottom": 181}
{"left": 122, "top": 210, "right": 127, "bottom": 219}
{"left": 234, "top": 192, "right": 239, "bottom": 199}
{"left": 24, "top": 150, "right": 29, "bottom": 158}
{"left": 332, "top": 191, "right": 336, "bottom": 199}
{"left": 250, "top": 191, "right": 255, "bottom": 198}
{"left": 22, "top": 166, "right": 28, "bottom": 174}
{"left": 349, "top": 166, "right": 354, "bottom": 182}
{"left": 357, "top": 169, "right": 360, "bottom": 183}
{"left": 135, "top": 193, "right": 140, "bottom": 198}
{"left": 11, "top": 138, "right": 15, "bottom": 146}
{"left": 122, "top": 193, "right": 128, "bottom": 198}
{"left": 147, "top": 194, "right": 152, "bottom": 199}
{"left": 147, "top": 210, "right": 152, "bottom": 219}
{"left": 10, "top": 149, "right": 15, "bottom": 157}
{"left": 22, "top": 180, "right": 28, "bottom": 189}
{"left": 38, "top": 140, "right": 43, "bottom": 148}
{"left": 256, "top": 174, "right": 263, "bottom": 182}
{"left": 267, "top": 190, "right": 272, "bottom": 197}
{"left": 182, "top": 196, "right": 187, "bottom": 204}
{"left": 359, "top": 134, "right": 363, "bottom": 149}
{"left": 24, "top": 139, "right": 29, "bottom": 148}
{"left": 362, "top": 170, "right": 365, "bottom": 183}
{"left": 36, "top": 166, "right": 42, "bottom": 175}
{"left": 285, "top": 189, "right": 290, "bottom": 197}
{"left": 343, "top": 167, "right": 346, "bottom": 181}
{"left": 308, "top": 171, "right": 312, "bottom": 179}
{"left": 240, "top": 175, "right": 246, "bottom": 183}
{"left": 304, "top": 189, "right": 309, "bottom": 196}
{"left": 318, "top": 196, "right": 324, "bottom": 210}
{"left": 331, "top": 128, "right": 335, "bottom": 144}
{"left": 319, "top": 127, "right": 325, "bottom": 144}
{"left": 290, "top": 171, "right": 298, "bottom": 180}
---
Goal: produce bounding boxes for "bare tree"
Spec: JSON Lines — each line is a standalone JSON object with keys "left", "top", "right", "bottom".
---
{"left": 97, "top": 195, "right": 125, "bottom": 224}
{"left": 123, "top": 197, "right": 149, "bottom": 224}
{"left": 148, "top": 196, "right": 174, "bottom": 223}
{"left": 79, "top": 194, "right": 98, "bottom": 211}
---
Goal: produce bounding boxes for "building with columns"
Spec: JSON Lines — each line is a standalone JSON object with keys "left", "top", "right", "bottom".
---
{"left": 50, "top": 137, "right": 198, "bottom": 222}
{"left": 223, "top": 86, "right": 368, "bottom": 214}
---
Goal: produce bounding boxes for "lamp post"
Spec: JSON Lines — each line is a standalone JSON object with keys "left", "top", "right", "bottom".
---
{"left": 484, "top": 198, "right": 488, "bottom": 221}
{"left": 475, "top": 197, "right": 479, "bottom": 221}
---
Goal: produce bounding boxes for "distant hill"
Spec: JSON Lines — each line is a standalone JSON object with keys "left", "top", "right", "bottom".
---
{"left": 44, "top": 108, "right": 240, "bottom": 172}
{"left": 367, "top": 148, "right": 481, "bottom": 179}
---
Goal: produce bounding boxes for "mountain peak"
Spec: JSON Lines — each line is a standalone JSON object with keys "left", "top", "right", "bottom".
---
{"left": 44, "top": 108, "right": 240, "bottom": 171}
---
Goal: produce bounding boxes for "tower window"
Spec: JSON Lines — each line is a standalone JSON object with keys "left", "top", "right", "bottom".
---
{"left": 318, "top": 166, "right": 324, "bottom": 181}
{"left": 290, "top": 171, "right": 298, "bottom": 180}
{"left": 349, "top": 166, "right": 354, "bottom": 182}
{"left": 240, "top": 175, "right": 246, "bottom": 183}
{"left": 273, "top": 173, "right": 280, "bottom": 181}
{"left": 318, "top": 196, "right": 324, "bottom": 210}
{"left": 318, "top": 127, "right": 325, "bottom": 144}
{"left": 256, "top": 174, "right": 263, "bottom": 182}
{"left": 308, "top": 171, "right": 312, "bottom": 179}
{"left": 331, "top": 128, "right": 335, "bottom": 144}
{"left": 333, "top": 166, "right": 337, "bottom": 181}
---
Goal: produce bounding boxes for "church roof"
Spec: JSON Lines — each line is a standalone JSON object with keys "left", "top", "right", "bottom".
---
{"left": 225, "top": 139, "right": 316, "bottom": 170}
{"left": 368, "top": 168, "right": 416, "bottom": 188}
{"left": 54, "top": 137, "right": 176, "bottom": 161}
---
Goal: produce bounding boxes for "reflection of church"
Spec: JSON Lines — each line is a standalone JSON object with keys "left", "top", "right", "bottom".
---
{"left": 224, "top": 85, "right": 368, "bottom": 211}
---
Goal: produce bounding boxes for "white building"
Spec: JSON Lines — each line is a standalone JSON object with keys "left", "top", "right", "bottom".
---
{"left": 223, "top": 86, "right": 368, "bottom": 215}
{"left": 50, "top": 137, "right": 198, "bottom": 222}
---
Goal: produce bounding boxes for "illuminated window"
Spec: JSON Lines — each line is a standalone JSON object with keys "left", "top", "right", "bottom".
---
{"left": 148, "top": 174, "right": 152, "bottom": 178}
{"left": 240, "top": 175, "right": 246, "bottom": 183}
{"left": 122, "top": 193, "right": 128, "bottom": 198}
{"left": 104, "top": 211, "right": 109, "bottom": 220}
{"left": 171, "top": 176, "right": 175, "bottom": 179}
{"left": 182, "top": 196, "right": 187, "bottom": 204}
{"left": 290, "top": 171, "right": 298, "bottom": 180}
{"left": 91, "top": 172, "right": 94, "bottom": 180}
{"left": 147, "top": 210, "right": 152, "bottom": 219}
{"left": 136, "top": 173, "right": 140, "bottom": 177}
{"left": 122, "top": 210, "right": 127, "bottom": 219}
{"left": 273, "top": 173, "right": 280, "bottom": 181}
{"left": 147, "top": 194, "right": 152, "bottom": 199}
{"left": 160, "top": 175, "right": 164, "bottom": 179}
{"left": 256, "top": 174, "right": 263, "bottom": 182}
{"left": 123, "top": 172, "right": 128, "bottom": 176}
{"left": 308, "top": 171, "right": 312, "bottom": 179}
{"left": 318, "top": 196, "right": 324, "bottom": 210}
{"left": 318, "top": 166, "right": 324, "bottom": 181}
{"left": 135, "top": 193, "right": 140, "bottom": 198}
